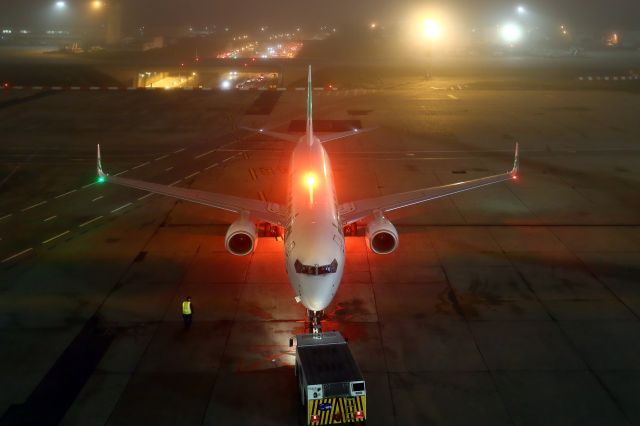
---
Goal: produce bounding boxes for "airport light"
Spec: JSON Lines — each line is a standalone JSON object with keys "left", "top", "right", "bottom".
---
{"left": 92, "top": 0, "right": 104, "bottom": 10}
{"left": 500, "top": 22, "right": 523, "bottom": 44}
{"left": 55, "top": 1, "right": 66, "bottom": 9}
{"left": 423, "top": 18, "right": 442, "bottom": 40}
{"left": 220, "top": 80, "right": 232, "bottom": 90}
{"left": 517, "top": 5, "right": 526, "bottom": 14}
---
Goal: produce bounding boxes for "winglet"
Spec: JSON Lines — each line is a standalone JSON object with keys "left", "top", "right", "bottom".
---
{"left": 97, "top": 144, "right": 106, "bottom": 180}
{"left": 511, "top": 142, "right": 519, "bottom": 176}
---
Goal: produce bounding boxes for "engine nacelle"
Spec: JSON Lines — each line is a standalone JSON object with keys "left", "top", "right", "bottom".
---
{"left": 366, "top": 214, "right": 399, "bottom": 254}
{"left": 225, "top": 216, "right": 258, "bottom": 256}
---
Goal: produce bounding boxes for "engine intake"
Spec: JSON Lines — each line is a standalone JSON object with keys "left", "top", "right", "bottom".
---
{"left": 366, "top": 213, "right": 399, "bottom": 255}
{"left": 225, "top": 216, "right": 257, "bottom": 256}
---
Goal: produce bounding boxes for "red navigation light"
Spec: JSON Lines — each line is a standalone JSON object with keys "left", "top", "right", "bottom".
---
{"left": 311, "top": 414, "right": 320, "bottom": 424}
{"left": 355, "top": 410, "right": 364, "bottom": 419}
{"left": 512, "top": 175, "right": 518, "bottom": 180}
{"left": 305, "top": 173, "right": 317, "bottom": 205}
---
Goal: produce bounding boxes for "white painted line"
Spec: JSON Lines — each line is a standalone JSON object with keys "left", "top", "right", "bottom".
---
{"left": 2, "top": 247, "right": 33, "bottom": 263}
{"left": 0, "top": 214, "right": 12, "bottom": 221}
{"left": 173, "top": 148, "right": 185, "bottom": 154}
{"left": 154, "top": 154, "right": 169, "bottom": 161}
{"left": 205, "top": 163, "right": 218, "bottom": 170}
{"left": 111, "top": 203, "right": 132, "bottom": 214}
{"left": 137, "top": 193, "right": 153, "bottom": 201}
{"left": 42, "top": 230, "right": 70, "bottom": 244}
{"left": 51, "top": 86, "right": 62, "bottom": 90}
{"left": 70, "top": 86, "right": 81, "bottom": 90}
{"left": 222, "top": 156, "right": 234, "bottom": 162}
{"left": 14, "top": 86, "right": 24, "bottom": 90}
{"left": 277, "top": 87, "right": 287, "bottom": 91}
{"left": 447, "top": 94, "right": 459, "bottom": 100}
{"left": 43, "top": 215, "right": 57, "bottom": 222}
{"left": 195, "top": 149, "right": 216, "bottom": 159}
{"left": 258, "top": 191, "right": 266, "bottom": 201}
{"left": 295, "top": 87, "right": 305, "bottom": 91}
{"left": 91, "top": 196, "right": 103, "bottom": 202}
{"left": 54, "top": 189, "right": 77, "bottom": 199}
{"left": 89, "top": 86, "right": 100, "bottom": 90}
{"left": 169, "top": 179, "right": 182, "bottom": 186}
{"left": 202, "top": 87, "right": 213, "bottom": 91}
{"left": 79, "top": 215, "right": 103, "bottom": 227}
{"left": 21, "top": 201, "right": 47, "bottom": 212}
{"left": 32, "top": 86, "right": 43, "bottom": 90}
{"left": 81, "top": 182, "right": 97, "bottom": 189}
{"left": 164, "top": 166, "right": 174, "bottom": 172}
{"left": 127, "top": 87, "right": 137, "bottom": 91}
{"left": 132, "top": 161, "right": 150, "bottom": 170}
{"left": 184, "top": 171, "right": 200, "bottom": 180}
{"left": 114, "top": 170, "right": 128, "bottom": 176}
{"left": 107, "top": 86, "right": 119, "bottom": 90}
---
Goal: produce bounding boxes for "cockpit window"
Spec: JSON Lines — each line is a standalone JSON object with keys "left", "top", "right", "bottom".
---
{"left": 294, "top": 259, "right": 338, "bottom": 275}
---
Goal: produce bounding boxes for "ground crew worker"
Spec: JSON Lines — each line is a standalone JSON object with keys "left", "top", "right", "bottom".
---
{"left": 182, "top": 296, "right": 193, "bottom": 328}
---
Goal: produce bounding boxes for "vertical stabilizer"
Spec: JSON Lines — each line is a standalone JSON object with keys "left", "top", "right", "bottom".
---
{"left": 306, "top": 65, "right": 313, "bottom": 145}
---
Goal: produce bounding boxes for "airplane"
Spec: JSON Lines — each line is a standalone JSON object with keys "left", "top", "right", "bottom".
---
{"left": 96, "top": 66, "right": 519, "bottom": 332}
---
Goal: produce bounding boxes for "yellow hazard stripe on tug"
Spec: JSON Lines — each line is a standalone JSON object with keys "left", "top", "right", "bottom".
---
{"left": 307, "top": 396, "right": 366, "bottom": 424}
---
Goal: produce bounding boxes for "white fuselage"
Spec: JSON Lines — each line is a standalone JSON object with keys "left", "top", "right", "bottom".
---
{"left": 283, "top": 136, "right": 345, "bottom": 312}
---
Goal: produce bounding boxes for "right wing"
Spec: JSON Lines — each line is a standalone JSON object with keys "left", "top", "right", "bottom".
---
{"left": 339, "top": 144, "right": 519, "bottom": 224}
{"left": 97, "top": 145, "right": 286, "bottom": 226}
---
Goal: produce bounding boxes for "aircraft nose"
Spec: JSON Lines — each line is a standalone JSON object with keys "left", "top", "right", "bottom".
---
{"left": 299, "top": 276, "right": 334, "bottom": 311}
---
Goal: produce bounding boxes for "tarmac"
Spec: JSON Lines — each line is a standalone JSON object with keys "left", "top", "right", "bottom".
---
{"left": 0, "top": 65, "right": 639, "bottom": 425}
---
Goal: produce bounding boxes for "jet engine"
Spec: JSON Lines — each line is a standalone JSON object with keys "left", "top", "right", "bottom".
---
{"left": 225, "top": 216, "right": 258, "bottom": 256}
{"left": 365, "top": 213, "right": 399, "bottom": 254}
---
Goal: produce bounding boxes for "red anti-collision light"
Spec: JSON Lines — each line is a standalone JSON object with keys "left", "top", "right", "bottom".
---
{"left": 355, "top": 410, "right": 364, "bottom": 419}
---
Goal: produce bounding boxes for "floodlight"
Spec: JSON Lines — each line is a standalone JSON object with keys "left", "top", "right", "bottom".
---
{"left": 500, "top": 23, "right": 523, "bottom": 44}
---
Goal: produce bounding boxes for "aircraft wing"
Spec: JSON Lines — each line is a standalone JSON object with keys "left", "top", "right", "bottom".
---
{"left": 97, "top": 145, "right": 287, "bottom": 226}
{"left": 338, "top": 144, "right": 519, "bottom": 225}
{"left": 238, "top": 126, "right": 300, "bottom": 143}
{"left": 318, "top": 127, "right": 376, "bottom": 143}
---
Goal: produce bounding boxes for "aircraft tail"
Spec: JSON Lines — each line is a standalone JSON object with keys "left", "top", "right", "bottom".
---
{"left": 306, "top": 65, "right": 313, "bottom": 145}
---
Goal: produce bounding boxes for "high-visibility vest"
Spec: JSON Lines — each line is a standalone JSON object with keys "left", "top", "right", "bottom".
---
{"left": 182, "top": 301, "right": 192, "bottom": 315}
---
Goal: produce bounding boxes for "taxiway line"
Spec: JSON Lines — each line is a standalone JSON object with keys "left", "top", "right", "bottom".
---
{"left": 42, "top": 230, "right": 70, "bottom": 244}
{"left": 79, "top": 216, "right": 103, "bottom": 227}
{"left": 2, "top": 247, "right": 33, "bottom": 263}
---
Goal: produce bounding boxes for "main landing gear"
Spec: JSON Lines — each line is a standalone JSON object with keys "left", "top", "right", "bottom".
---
{"left": 307, "top": 310, "right": 324, "bottom": 334}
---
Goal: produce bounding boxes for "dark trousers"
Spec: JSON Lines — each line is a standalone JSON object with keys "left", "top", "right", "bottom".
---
{"left": 182, "top": 313, "right": 192, "bottom": 327}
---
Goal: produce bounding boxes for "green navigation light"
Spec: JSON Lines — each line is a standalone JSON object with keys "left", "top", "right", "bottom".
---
{"left": 97, "top": 176, "right": 106, "bottom": 184}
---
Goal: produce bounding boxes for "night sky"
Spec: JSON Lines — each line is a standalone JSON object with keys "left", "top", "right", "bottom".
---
{"left": 1, "top": 0, "right": 639, "bottom": 32}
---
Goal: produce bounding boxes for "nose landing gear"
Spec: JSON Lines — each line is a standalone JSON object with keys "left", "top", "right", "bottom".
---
{"left": 307, "top": 310, "right": 324, "bottom": 334}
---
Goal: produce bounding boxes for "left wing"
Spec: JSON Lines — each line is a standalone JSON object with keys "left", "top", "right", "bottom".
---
{"left": 97, "top": 145, "right": 286, "bottom": 226}
{"left": 339, "top": 144, "right": 519, "bottom": 224}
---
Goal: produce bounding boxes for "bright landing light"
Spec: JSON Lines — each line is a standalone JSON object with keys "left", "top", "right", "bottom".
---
{"left": 92, "top": 1, "right": 103, "bottom": 10}
{"left": 220, "top": 80, "right": 232, "bottom": 90}
{"left": 500, "top": 23, "right": 523, "bottom": 44}
{"left": 55, "top": 1, "right": 66, "bottom": 9}
{"left": 423, "top": 19, "right": 442, "bottom": 40}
